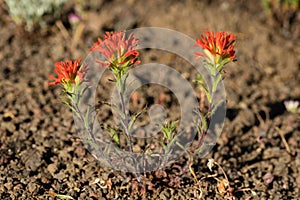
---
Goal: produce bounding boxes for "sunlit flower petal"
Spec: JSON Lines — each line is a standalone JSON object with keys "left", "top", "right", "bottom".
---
{"left": 195, "top": 30, "right": 236, "bottom": 64}
{"left": 48, "top": 59, "right": 86, "bottom": 87}
{"left": 90, "top": 31, "right": 140, "bottom": 69}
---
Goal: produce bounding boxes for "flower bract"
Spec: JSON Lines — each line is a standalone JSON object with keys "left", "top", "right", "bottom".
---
{"left": 195, "top": 30, "right": 236, "bottom": 66}
{"left": 48, "top": 59, "right": 86, "bottom": 90}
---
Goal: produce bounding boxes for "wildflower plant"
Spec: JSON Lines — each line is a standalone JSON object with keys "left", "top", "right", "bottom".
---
{"left": 284, "top": 100, "right": 299, "bottom": 113}
{"left": 195, "top": 30, "right": 236, "bottom": 96}
{"left": 177, "top": 30, "right": 237, "bottom": 180}
{"left": 49, "top": 31, "right": 145, "bottom": 175}
{"left": 48, "top": 59, "right": 88, "bottom": 108}
{"left": 89, "top": 31, "right": 141, "bottom": 154}
{"left": 194, "top": 30, "right": 236, "bottom": 138}
{"left": 49, "top": 28, "right": 236, "bottom": 195}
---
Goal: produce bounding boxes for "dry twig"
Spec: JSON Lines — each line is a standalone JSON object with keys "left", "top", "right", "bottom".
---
{"left": 275, "top": 127, "right": 291, "bottom": 153}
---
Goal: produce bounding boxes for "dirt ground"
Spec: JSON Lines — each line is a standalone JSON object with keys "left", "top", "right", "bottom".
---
{"left": 0, "top": 0, "right": 300, "bottom": 199}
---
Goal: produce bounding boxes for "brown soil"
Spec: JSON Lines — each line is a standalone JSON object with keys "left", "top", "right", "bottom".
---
{"left": 0, "top": 0, "right": 299, "bottom": 199}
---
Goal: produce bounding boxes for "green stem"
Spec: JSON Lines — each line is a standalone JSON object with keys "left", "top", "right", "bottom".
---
{"left": 71, "top": 92, "right": 113, "bottom": 168}
{"left": 116, "top": 75, "right": 134, "bottom": 153}
{"left": 181, "top": 62, "right": 224, "bottom": 178}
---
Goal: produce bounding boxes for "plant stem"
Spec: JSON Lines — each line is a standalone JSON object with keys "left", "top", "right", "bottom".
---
{"left": 181, "top": 62, "right": 220, "bottom": 178}
{"left": 117, "top": 76, "right": 134, "bottom": 153}
{"left": 72, "top": 93, "right": 113, "bottom": 168}
{"left": 179, "top": 129, "right": 206, "bottom": 176}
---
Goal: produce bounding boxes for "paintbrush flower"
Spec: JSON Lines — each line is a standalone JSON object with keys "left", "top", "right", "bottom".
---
{"left": 90, "top": 31, "right": 140, "bottom": 74}
{"left": 195, "top": 30, "right": 236, "bottom": 66}
{"left": 48, "top": 59, "right": 87, "bottom": 91}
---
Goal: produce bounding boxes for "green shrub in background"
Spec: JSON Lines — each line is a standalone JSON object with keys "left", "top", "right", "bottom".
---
{"left": 261, "top": 0, "right": 300, "bottom": 37}
{"left": 261, "top": 0, "right": 300, "bottom": 14}
{"left": 4, "top": 0, "right": 69, "bottom": 30}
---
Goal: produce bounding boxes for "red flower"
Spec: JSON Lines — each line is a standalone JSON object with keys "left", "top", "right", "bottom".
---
{"left": 48, "top": 59, "right": 86, "bottom": 86}
{"left": 195, "top": 30, "right": 236, "bottom": 63}
{"left": 90, "top": 31, "right": 140, "bottom": 69}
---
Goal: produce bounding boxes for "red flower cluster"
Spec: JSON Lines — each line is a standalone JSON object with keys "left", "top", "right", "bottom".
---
{"left": 90, "top": 31, "right": 140, "bottom": 69}
{"left": 48, "top": 59, "right": 86, "bottom": 86}
{"left": 195, "top": 30, "right": 236, "bottom": 62}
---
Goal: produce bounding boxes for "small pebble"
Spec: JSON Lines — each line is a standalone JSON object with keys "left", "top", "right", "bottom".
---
{"left": 263, "top": 172, "right": 274, "bottom": 185}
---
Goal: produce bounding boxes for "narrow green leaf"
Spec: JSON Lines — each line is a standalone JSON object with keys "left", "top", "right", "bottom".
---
{"left": 84, "top": 106, "right": 90, "bottom": 129}
{"left": 111, "top": 104, "right": 126, "bottom": 119}
{"left": 212, "top": 73, "right": 222, "bottom": 92}
{"left": 128, "top": 115, "right": 137, "bottom": 133}
{"left": 109, "top": 128, "right": 120, "bottom": 144}
{"left": 159, "top": 141, "right": 166, "bottom": 149}
{"left": 199, "top": 112, "right": 207, "bottom": 131}
{"left": 211, "top": 99, "right": 225, "bottom": 116}
{"left": 202, "top": 86, "right": 212, "bottom": 104}
{"left": 175, "top": 141, "right": 185, "bottom": 150}
{"left": 55, "top": 194, "right": 74, "bottom": 200}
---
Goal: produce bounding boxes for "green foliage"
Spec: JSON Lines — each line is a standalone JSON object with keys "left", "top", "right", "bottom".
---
{"left": 4, "top": 0, "right": 69, "bottom": 30}
{"left": 108, "top": 128, "right": 120, "bottom": 145}
{"left": 261, "top": 0, "right": 300, "bottom": 16}
{"left": 161, "top": 120, "right": 178, "bottom": 142}
{"left": 54, "top": 193, "right": 74, "bottom": 200}
{"left": 194, "top": 74, "right": 211, "bottom": 103}
{"left": 261, "top": 0, "right": 300, "bottom": 36}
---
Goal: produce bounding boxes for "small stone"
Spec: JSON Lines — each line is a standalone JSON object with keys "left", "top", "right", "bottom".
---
{"left": 296, "top": 176, "right": 300, "bottom": 185}
{"left": 41, "top": 176, "right": 49, "bottom": 184}
{"left": 47, "top": 163, "right": 57, "bottom": 175}
{"left": 133, "top": 144, "right": 141, "bottom": 153}
{"left": 4, "top": 182, "right": 13, "bottom": 190}
{"left": 74, "top": 146, "right": 86, "bottom": 157}
{"left": 54, "top": 172, "right": 65, "bottom": 181}
{"left": 263, "top": 172, "right": 274, "bottom": 185}
{"left": 27, "top": 183, "right": 37, "bottom": 193}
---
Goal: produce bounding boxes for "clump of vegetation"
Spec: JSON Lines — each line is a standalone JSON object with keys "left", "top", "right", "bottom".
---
{"left": 261, "top": 0, "right": 300, "bottom": 36}
{"left": 48, "top": 29, "right": 238, "bottom": 198}
{"left": 4, "top": 0, "right": 69, "bottom": 30}
{"left": 261, "top": 0, "right": 299, "bottom": 14}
